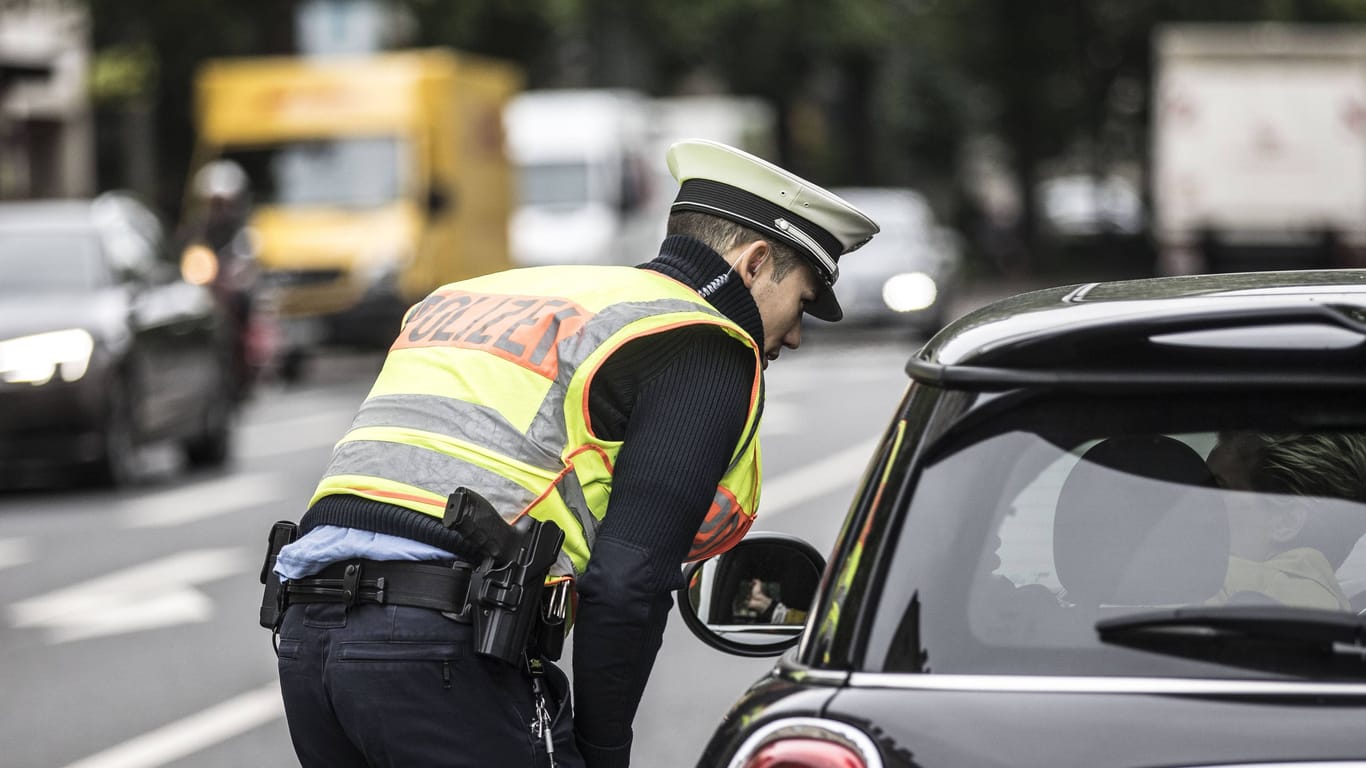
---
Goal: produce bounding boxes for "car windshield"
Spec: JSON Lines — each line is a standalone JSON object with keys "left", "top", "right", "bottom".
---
{"left": 220, "top": 137, "right": 404, "bottom": 208}
{"left": 864, "top": 390, "right": 1366, "bottom": 680}
{"left": 518, "top": 161, "right": 591, "bottom": 208}
{"left": 0, "top": 230, "right": 106, "bottom": 294}
{"left": 841, "top": 218, "right": 932, "bottom": 272}
{"left": 830, "top": 194, "right": 936, "bottom": 273}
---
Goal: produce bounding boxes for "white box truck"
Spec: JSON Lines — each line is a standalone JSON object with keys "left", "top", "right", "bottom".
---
{"left": 642, "top": 95, "right": 778, "bottom": 242}
{"left": 503, "top": 89, "right": 658, "bottom": 267}
{"left": 1152, "top": 24, "right": 1366, "bottom": 274}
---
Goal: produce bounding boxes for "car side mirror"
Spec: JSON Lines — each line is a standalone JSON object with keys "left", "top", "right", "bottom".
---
{"left": 677, "top": 533, "right": 826, "bottom": 658}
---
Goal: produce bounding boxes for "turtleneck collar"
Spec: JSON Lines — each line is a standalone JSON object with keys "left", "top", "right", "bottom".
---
{"left": 640, "top": 234, "right": 765, "bottom": 347}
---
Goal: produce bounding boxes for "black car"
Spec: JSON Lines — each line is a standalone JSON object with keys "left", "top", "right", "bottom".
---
{"left": 681, "top": 269, "right": 1366, "bottom": 767}
{"left": 0, "top": 193, "right": 236, "bottom": 486}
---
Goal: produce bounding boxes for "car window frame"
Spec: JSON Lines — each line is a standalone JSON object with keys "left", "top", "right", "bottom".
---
{"left": 857, "top": 386, "right": 1366, "bottom": 679}
{"left": 798, "top": 379, "right": 981, "bottom": 670}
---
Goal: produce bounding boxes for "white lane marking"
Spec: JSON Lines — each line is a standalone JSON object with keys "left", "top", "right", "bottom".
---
{"left": 117, "top": 473, "right": 294, "bottom": 528}
{"left": 9, "top": 547, "right": 251, "bottom": 643}
{"left": 60, "top": 680, "right": 283, "bottom": 768}
{"left": 239, "top": 410, "right": 353, "bottom": 460}
{"left": 759, "top": 437, "right": 880, "bottom": 517}
{"left": 0, "top": 537, "right": 32, "bottom": 570}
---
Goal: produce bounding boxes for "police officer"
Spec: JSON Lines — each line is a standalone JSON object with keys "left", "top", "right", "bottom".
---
{"left": 267, "top": 139, "right": 879, "bottom": 767}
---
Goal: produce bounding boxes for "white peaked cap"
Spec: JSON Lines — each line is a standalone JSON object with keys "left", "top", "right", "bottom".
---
{"left": 667, "top": 139, "right": 880, "bottom": 321}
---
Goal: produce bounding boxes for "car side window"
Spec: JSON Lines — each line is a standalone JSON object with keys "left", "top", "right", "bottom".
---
{"left": 92, "top": 196, "right": 170, "bottom": 284}
{"left": 98, "top": 221, "right": 158, "bottom": 283}
{"left": 978, "top": 433, "right": 1230, "bottom": 646}
{"left": 993, "top": 434, "right": 1218, "bottom": 596}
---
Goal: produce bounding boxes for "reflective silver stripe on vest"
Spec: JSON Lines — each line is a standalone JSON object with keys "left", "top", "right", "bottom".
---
{"left": 326, "top": 290, "right": 754, "bottom": 573}
{"left": 322, "top": 439, "right": 537, "bottom": 514}
{"left": 346, "top": 395, "right": 602, "bottom": 555}
{"left": 525, "top": 297, "right": 738, "bottom": 448}
{"left": 555, "top": 469, "right": 598, "bottom": 545}
{"left": 578, "top": 298, "right": 729, "bottom": 366}
{"left": 729, "top": 378, "right": 764, "bottom": 473}
{"left": 349, "top": 394, "right": 561, "bottom": 471}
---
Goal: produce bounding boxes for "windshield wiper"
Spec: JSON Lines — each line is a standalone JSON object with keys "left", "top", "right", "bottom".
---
{"left": 1100, "top": 605, "right": 1366, "bottom": 646}
{"left": 1097, "top": 605, "right": 1366, "bottom": 675}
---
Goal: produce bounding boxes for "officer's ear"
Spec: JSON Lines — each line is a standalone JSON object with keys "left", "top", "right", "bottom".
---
{"left": 733, "top": 240, "right": 770, "bottom": 289}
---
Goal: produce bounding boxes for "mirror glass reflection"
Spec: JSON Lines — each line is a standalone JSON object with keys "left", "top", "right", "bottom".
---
{"left": 685, "top": 541, "right": 822, "bottom": 644}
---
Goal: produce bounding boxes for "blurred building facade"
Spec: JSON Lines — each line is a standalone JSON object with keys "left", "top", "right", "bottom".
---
{"left": 0, "top": 0, "right": 94, "bottom": 199}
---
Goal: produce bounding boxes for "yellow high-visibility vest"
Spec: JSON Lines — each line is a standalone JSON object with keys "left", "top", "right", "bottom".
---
{"left": 310, "top": 265, "right": 764, "bottom": 579}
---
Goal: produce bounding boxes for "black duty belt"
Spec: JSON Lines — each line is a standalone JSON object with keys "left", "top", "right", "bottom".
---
{"left": 285, "top": 559, "right": 472, "bottom": 614}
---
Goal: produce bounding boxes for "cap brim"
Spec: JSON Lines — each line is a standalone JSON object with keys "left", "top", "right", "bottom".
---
{"left": 807, "top": 285, "right": 842, "bottom": 322}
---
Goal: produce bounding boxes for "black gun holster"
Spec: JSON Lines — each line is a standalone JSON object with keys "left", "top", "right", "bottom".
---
{"left": 445, "top": 487, "right": 566, "bottom": 666}
{"left": 259, "top": 520, "right": 298, "bottom": 629}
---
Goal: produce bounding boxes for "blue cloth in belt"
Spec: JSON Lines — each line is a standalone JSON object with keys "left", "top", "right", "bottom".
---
{"left": 275, "top": 525, "right": 457, "bottom": 581}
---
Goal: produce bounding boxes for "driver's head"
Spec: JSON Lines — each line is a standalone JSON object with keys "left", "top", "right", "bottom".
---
{"left": 1209, "top": 431, "right": 1366, "bottom": 567}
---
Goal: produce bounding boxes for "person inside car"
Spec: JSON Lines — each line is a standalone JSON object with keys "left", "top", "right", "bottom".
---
{"left": 737, "top": 557, "right": 818, "bottom": 626}
{"left": 1205, "top": 431, "right": 1366, "bottom": 611}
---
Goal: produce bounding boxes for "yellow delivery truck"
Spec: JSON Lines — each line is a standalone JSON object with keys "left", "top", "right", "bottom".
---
{"left": 186, "top": 48, "right": 522, "bottom": 371}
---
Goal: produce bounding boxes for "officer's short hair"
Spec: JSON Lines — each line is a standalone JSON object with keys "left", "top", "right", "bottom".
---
{"left": 667, "top": 211, "right": 805, "bottom": 282}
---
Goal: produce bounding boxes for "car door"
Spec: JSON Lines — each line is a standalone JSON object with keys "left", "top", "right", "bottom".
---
{"left": 101, "top": 212, "right": 213, "bottom": 438}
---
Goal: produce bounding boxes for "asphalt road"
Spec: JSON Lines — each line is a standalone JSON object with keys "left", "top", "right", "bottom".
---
{"left": 0, "top": 311, "right": 953, "bottom": 767}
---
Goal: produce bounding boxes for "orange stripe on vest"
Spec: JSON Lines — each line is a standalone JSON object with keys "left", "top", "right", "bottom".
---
{"left": 688, "top": 486, "right": 753, "bottom": 562}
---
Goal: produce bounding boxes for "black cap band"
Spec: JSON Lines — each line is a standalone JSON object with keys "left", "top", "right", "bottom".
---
{"left": 670, "top": 179, "right": 843, "bottom": 284}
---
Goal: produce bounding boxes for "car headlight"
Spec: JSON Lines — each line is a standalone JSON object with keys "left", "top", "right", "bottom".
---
{"left": 180, "top": 243, "right": 219, "bottom": 286}
{"left": 0, "top": 329, "right": 95, "bottom": 385}
{"left": 882, "top": 272, "right": 938, "bottom": 313}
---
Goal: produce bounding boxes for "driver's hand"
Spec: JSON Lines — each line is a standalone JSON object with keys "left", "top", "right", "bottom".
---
{"left": 745, "top": 579, "right": 773, "bottom": 613}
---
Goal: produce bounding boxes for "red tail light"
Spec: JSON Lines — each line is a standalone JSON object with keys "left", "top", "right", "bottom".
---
{"left": 727, "top": 718, "right": 882, "bottom": 768}
{"left": 742, "top": 737, "right": 866, "bottom": 767}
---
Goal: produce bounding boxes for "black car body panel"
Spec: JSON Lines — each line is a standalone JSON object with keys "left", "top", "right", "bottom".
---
{"left": 693, "top": 269, "right": 1366, "bottom": 767}
{"left": 701, "top": 669, "right": 1366, "bottom": 768}
{"left": 823, "top": 683, "right": 1366, "bottom": 768}
{"left": 696, "top": 660, "right": 844, "bottom": 766}
{"left": 919, "top": 270, "right": 1366, "bottom": 371}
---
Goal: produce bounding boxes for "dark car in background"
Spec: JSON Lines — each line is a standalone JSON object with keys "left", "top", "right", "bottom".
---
{"left": 682, "top": 269, "right": 1366, "bottom": 767}
{"left": 824, "top": 187, "right": 963, "bottom": 333}
{"left": 0, "top": 193, "right": 236, "bottom": 487}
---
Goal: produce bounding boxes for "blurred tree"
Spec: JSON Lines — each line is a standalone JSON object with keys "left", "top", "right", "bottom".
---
{"left": 896, "top": 0, "right": 1366, "bottom": 276}
{"left": 400, "top": 0, "right": 561, "bottom": 82}
{"left": 83, "top": 0, "right": 299, "bottom": 219}
{"left": 80, "top": 0, "right": 1366, "bottom": 273}
{"left": 397, "top": 0, "right": 900, "bottom": 182}
{"left": 636, "top": 0, "right": 902, "bottom": 184}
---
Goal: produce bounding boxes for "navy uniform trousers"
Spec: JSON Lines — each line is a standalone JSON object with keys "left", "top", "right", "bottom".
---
{"left": 277, "top": 601, "right": 584, "bottom": 767}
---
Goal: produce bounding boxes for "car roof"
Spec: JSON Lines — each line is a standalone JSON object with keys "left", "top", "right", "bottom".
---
{"left": 911, "top": 269, "right": 1366, "bottom": 390}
